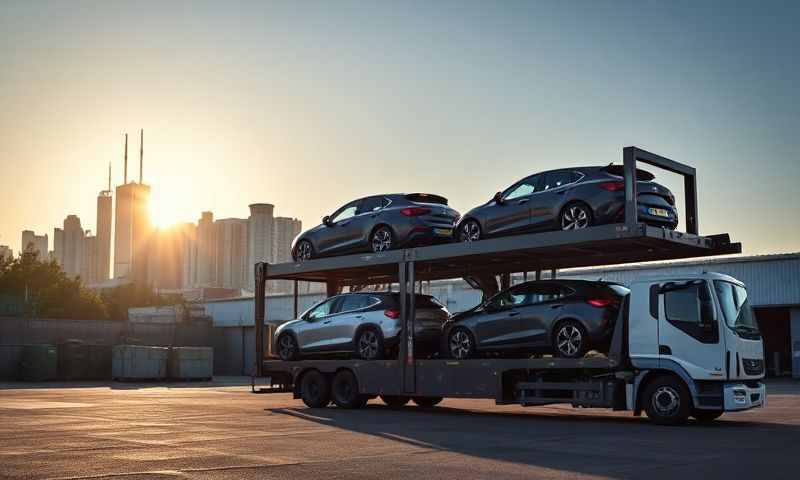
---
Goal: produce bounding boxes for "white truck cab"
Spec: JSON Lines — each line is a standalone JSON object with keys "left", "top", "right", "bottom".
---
{"left": 627, "top": 272, "right": 766, "bottom": 423}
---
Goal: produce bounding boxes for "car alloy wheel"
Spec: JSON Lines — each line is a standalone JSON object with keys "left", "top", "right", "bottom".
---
{"left": 555, "top": 324, "right": 583, "bottom": 357}
{"left": 449, "top": 329, "right": 473, "bottom": 359}
{"left": 459, "top": 221, "right": 481, "bottom": 242}
{"left": 278, "top": 333, "right": 298, "bottom": 361}
{"left": 561, "top": 204, "right": 590, "bottom": 230}
{"left": 371, "top": 227, "right": 393, "bottom": 252}
{"left": 357, "top": 329, "right": 381, "bottom": 360}
{"left": 295, "top": 241, "right": 313, "bottom": 262}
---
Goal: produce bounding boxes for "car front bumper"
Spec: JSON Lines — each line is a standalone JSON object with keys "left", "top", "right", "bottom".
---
{"left": 723, "top": 381, "right": 766, "bottom": 411}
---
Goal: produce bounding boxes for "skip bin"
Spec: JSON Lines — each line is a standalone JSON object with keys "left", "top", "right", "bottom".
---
{"left": 20, "top": 344, "right": 58, "bottom": 381}
{"left": 59, "top": 341, "right": 112, "bottom": 380}
{"left": 0, "top": 345, "right": 24, "bottom": 380}
{"left": 168, "top": 347, "right": 213, "bottom": 380}
{"left": 112, "top": 345, "right": 168, "bottom": 380}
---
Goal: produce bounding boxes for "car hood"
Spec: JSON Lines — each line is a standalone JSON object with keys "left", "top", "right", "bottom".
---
{"left": 275, "top": 318, "right": 303, "bottom": 335}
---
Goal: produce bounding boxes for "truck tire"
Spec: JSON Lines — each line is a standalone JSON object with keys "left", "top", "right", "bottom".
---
{"left": 412, "top": 396, "right": 443, "bottom": 408}
{"left": 380, "top": 395, "right": 410, "bottom": 408}
{"left": 331, "top": 370, "right": 368, "bottom": 409}
{"left": 692, "top": 409, "right": 723, "bottom": 423}
{"left": 300, "top": 370, "right": 330, "bottom": 408}
{"left": 643, "top": 375, "right": 691, "bottom": 425}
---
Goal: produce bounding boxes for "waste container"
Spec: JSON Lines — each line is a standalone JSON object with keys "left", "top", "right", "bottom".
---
{"left": 20, "top": 344, "right": 58, "bottom": 381}
{"left": 59, "top": 341, "right": 112, "bottom": 380}
{"left": 169, "top": 347, "right": 213, "bottom": 380}
{"left": 112, "top": 345, "right": 168, "bottom": 381}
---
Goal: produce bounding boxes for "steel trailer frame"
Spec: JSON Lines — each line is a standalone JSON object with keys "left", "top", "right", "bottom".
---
{"left": 253, "top": 147, "right": 740, "bottom": 405}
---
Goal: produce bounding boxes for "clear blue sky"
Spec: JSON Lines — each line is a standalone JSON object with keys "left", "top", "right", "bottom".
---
{"left": 1, "top": 0, "right": 798, "bottom": 254}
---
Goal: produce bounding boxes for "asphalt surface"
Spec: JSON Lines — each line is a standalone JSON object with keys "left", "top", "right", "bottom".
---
{"left": 1, "top": 378, "right": 799, "bottom": 479}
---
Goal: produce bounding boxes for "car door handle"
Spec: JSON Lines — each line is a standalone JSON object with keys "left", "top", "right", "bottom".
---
{"left": 508, "top": 311, "right": 520, "bottom": 317}
{"left": 323, "top": 320, "right": 332, "bottom": 324}
{"left": 517, "top": 199, "right": 529, "bottom": 205}
{"left": 355, "top": 315, "right": 364, "bottom": 320}
{"left": 550, "top": 304, "right": 563, "bottom": 309}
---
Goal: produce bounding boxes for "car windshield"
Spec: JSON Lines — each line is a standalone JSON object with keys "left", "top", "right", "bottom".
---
{"left": 714, "top": 281, "right": 759, "bottom": 332}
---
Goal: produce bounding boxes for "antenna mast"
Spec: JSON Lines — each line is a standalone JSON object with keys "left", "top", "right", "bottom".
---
{"left": 139, "top": 129, "right": 143, "bottom": 183}
{"left": 123, "top": 133, "right": 128, "bottom": 184}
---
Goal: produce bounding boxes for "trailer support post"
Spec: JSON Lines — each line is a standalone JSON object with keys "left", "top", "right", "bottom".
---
{"left": 254, "top": 262, "right": 266, "bottom": 378}
{"left": 293, "top": 280, "right": 299, "bottom": 318}
{"left": 404, "top": 260, "right": 416, "bottom": 393}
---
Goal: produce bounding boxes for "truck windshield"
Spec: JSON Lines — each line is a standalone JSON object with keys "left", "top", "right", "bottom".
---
{"left": 714, "top": 281, "right": 759, "bottom": 335}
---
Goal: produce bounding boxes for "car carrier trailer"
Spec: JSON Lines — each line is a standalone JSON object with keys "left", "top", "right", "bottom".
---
{"left": 252, "top": 147, "right": 765, "bottom": 425}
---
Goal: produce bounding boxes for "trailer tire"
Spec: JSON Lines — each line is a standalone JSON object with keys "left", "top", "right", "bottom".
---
{"left": 381, "top": 395, "right": 410, "bottom": 408}
{"left": 692, "top": 409, "right": 723, "bottom": 423}
{"left": 331, "top": 370, "right": 368, "bottom": 409}
{"left": 299, "top": 370, "right": 330, "bottom": 408}
{"left": 643, "top": 375, "right": 691, "bottom": 425}
{"left": 412, "top": 396, "right": 443, "bottom": 408}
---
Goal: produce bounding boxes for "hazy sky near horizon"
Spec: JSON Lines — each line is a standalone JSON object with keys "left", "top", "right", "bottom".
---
{"left": 1, "top": 1, "right": 798, "bottom": 255}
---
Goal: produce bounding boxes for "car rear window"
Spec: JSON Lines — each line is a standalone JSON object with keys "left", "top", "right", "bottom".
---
{"left": 405, "top": 193, "right": 448, "bottom": 205}
{"left": 603, "top": 165, "right": 655, "bottom": 181}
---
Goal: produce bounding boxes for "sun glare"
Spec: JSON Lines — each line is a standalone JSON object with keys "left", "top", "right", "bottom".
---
{"left": 149, "top": 189, "right": 191, "bottom": 229}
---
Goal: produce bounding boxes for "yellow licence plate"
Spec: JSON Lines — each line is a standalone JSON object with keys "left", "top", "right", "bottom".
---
{"left": 434, "top": 228, "right": 453, "bottom": 236}
{"left": 648, "top": 207, "right": 670, "bottom": 218}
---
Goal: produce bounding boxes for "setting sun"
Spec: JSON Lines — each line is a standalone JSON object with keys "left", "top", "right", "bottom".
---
{"left": 148, "top": 187, "right": 195, "bottom": 229}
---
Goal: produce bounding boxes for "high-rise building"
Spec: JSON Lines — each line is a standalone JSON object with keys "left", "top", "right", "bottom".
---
{"left": 62, "top": 215, "right": 85, "bottom": 278}
{"left": 114, "top": 182, "right": 152, "bottom": 284}
{"left": 196, "top": 211, "right": 216, "bottom": 287}
{"left": 180, "top": 222, "right": 197, "bottom": 289}
{"left": 148, "top": 226, "right": 184, "bottom": 290}
{"left": 53, "top": 228, "right": 64, "bottom": 266}
{"left": 271, "top": 217, "right": 302, "bottom": 293}
{"left": 215, "top": 218, "right": 248, "bottom": 289}
{"left": 247, "top": 203, "right": 274, "bottom": 289}
{"left": 81, "top": 232, "right": 97, "bottom": 284}
{"left": 96, "top": 186, "right": 113, "bottom": 282}
{"left": 0, "top": 245, "right": 12, "bottom": 262}
{"left": 20, "top": 230, "right": 48, "bottom": 262}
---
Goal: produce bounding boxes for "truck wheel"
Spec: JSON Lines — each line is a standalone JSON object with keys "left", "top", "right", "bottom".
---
{"left": 381, "top": 395, "right": 410, "bottom": 408}
{"left": 692, "top": 409, "right": 723, "bottom": 423}
{"left": 643, "top": 376, "right": 691, "bottom": 425}
{"left": 331, "top": 370, "right": 368, "bottom": 409}
{"left": 412, "top": 396, "right": 443, "bottom": 408}
{"left": 448, "top": 327, "right": 476, "bottom": 359}
{"left": 300, "top": 370, "right": 330, "bottom": 408}
{"left": 355, "top": 328, "right": 384, "bottom": 360}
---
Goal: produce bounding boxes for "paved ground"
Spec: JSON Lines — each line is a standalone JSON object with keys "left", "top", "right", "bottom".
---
{"left": 1, "top": 378, "right": 798, "bottom": 479}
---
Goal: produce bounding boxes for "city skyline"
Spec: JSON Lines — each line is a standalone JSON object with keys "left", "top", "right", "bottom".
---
{"left": 1, "top": 2, "right": 799, "bottom": 257}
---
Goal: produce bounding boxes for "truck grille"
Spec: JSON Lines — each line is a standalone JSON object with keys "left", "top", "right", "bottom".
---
{"left": 742, "top": 358, "right": 764, "bottom": 376}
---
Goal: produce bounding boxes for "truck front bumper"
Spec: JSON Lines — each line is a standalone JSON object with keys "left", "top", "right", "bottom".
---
{"left": 723, "top": 381, "right": 766, "bottom": 411}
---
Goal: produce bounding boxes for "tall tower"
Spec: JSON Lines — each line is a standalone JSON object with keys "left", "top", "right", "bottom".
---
{"left": 20, "top": 230, "right": 48, "bottom": 262}
{"left": 195, "top": 211, "right": 216, "bottom": 287}
{"left": 114, "top": 133, "right": 152, "bottom": 284}
{"left": 62, "top": 215, "right": 85, "bottom": 278}
{"left": 271, "top": 217, "right": 302, "bottom": 293}
{"left": 247, "top": 203, "right": 274, "bottom": 289}
{"left": 96, "top": 163, "right": 113, "bottom": 282}
{"left": 215, "top": 218, "right": 248, "bottom": 289}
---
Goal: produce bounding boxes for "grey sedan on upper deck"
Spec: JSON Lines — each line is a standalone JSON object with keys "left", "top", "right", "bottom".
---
{"left": 455, "top": 164, "right": 678, "bottom": 242}
{"left": 292, "top": 193, "right": 460, "bottom": 261}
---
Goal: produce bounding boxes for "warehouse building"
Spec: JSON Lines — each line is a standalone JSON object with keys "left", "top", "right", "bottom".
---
{"left": 202, "top": 253, "right": 800, "bottom": 378}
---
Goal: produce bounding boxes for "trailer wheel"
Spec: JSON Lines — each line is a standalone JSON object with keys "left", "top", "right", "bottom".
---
{"left": 692, "top": 409, "right": 723, "bottom": 423}
{"left": 643, "top": 375, "right": 691, "bottom": 425}
{"left": 331, "top": 370, "right": 368, "bottom": 409}
{"left": 381, "top": 395, "right": 410, "bottom": 408}
{"left": 412, "top": 396, "right": 443, "bottom": 408}
{"left": 299, "top": 370, "right": 330, "bottom": 408}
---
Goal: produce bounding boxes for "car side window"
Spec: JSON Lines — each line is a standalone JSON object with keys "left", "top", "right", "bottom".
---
{"left": 490, "top": 287, "right": 529, "bottom": 309}
{"left": 331, "top": 201, "right": 359, "bottom": 223}
{"left": 306, "top": 298, "right": 338, "bottom": 320}
{"left": 543, "top": 171, "right": 575, "bottom": 191}
{"left": 504, "top": 175, "right": 541, "bottom": 201}
{"left": 518, "top": 284, "right": 564, "bottom": 305}
{"left": 338, "top": 295, "right": 369, "bottom": 313}
{"left": 356, "top": 197, "right": 385, "bottom": 215}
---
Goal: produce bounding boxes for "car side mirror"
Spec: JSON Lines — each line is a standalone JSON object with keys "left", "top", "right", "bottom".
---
{"left": 322, "top": 215, "right": 331, "bottom": 226}
{"left": 493, "top": 191, "right": 504, "bottom": 205}
{"left": 484, "top": 302, "right": 498, "bottom": 313}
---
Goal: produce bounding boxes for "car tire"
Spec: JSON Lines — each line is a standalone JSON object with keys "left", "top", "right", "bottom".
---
{"left": 331, "top": 370, "right": 368, "bottom": 409}
{"left": 300, "top": 370, "right": 330, "bottom": 408}
{"left": 643, "top": 375, "right": 692, "bottom": 425}
{"left": 370, "top": 226, "right": 394, "bottom": 252}
{"left": 412, "top": 396, "right": 443, "bottom": 408}
{"left": 552, "top": 320, "right": 589, "bottom": 359}
{"left": 560, "top": 203, "right": 592, "bottom": 230}
{"left": 381, "top": 395, "right": 410, "bottom": 408}
{"left": 692, "top": 409, "right": 723, "bottom": 423}
{"left": 293, "top": 240, "right": 314, "bottom": 262}
{"left": 458, "top": 220, "right": 481, "bottom": 242}
{"left": 277, "top": 333, "right": 300, "bottom": 361}
{"left": 448, "top": 327, "right": 476, "bottom": 360}
{"left": 355, "top": 327, "right": 384, "bottom": 360}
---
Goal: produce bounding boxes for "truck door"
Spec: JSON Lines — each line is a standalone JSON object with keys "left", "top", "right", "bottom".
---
{"left": 657, "top": 280, "right": 726, "bottom": 380}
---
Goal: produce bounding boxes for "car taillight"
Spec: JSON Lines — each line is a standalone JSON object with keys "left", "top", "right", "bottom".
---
{"left": 401, "top": 207, "right": 431, "bottom": 216}
{"left": 384, "top": 309, "right": 401, "bottom": 319}
{"left": 587, "top": 298, "right": 616, "bottom": 307}
{"left": 598, "top": 181, "right": 625, "bottom": 192}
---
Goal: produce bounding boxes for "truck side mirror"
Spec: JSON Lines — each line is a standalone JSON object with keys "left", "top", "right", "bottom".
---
{"left": 493, "top": 191, "right": 504, "bottom": 205}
